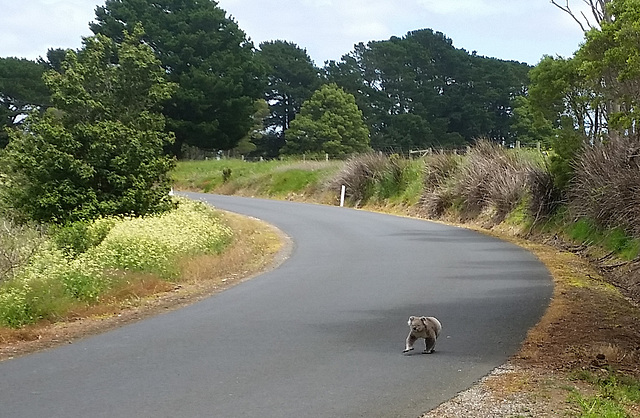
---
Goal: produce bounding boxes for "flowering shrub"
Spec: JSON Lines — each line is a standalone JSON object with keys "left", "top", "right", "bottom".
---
{"left": 85, "top": 199, "right": 233, "bottom": 278}
{"left": 0, "top": 199, "right": 233, "bottom": 328}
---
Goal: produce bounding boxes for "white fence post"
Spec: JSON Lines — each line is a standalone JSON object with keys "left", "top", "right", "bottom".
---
{"left": 340, "top": 185, "right": 346, "bottom": 207}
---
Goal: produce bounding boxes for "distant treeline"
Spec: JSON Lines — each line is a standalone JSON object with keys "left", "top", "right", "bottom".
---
{"left": 0, "top": 1, "right": 528, "bottom": 159}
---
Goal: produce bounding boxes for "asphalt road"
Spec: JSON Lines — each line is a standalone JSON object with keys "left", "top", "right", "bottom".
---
{"left": 0, "top": 193, "right": 552, "bottom": 418}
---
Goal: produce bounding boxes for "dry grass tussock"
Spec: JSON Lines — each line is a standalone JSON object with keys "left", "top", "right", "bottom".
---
{"left": 456, "top": 140, "right": 550, "bottom": 220}
{"left": 420, "top": 153, "right": 463, "bottom": 217}
{"left": 327, "top": 152, "right": 389, "bottom": 204}
{"left": 570, "top": 138, "right": 640, "bottom": 238}
{"left": 421, "top": 140, "right": 556, "bottom": 223}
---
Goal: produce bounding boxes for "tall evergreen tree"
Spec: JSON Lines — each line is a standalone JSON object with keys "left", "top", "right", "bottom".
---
{"left": 283, "top": 83, "right": 370, "bottom": 158}
{"left": 0, "top": 58, "right": 51, "bottom": 148}
{"left": 90, "top": 0, "right": 266, "bottom": 156}
{"left": 326, "top": 29, "right": 530, "bottom": 151}
{"left": 256, "top": 40, "right": 322, "bottom": 157}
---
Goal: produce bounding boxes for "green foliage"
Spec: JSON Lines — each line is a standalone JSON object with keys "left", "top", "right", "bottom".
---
{"left": 577, "top": 0, "right": 640, "bottom": 133}
{"left": 511, "top": 96, "right": 554, "bottom": 147}
{"left": 1, "top": 26, "right": 176, "bottom": 223}
{"left": 0, "top": 199, "right": 233, "bottom": 328}
{"left": 604, "top": 229, "right": 640, "bottom": 260}
{"left": 569, "top": 370, "right": 640, "bottom": 418}
{"left": 283, "top": 83, "right": 370, "bottom": 158}
{"left": 567, "top": 218, "right": 601, "bottom": 244}
{"left": 51, "top": 219, "right": 114, "bottom": 258}
{"left": 326, "top": 29, "right": 530, "bottom": 150}
{"left": 523, "top": 56, "right": 595, "bottom": 191}
{"left": 548, "top": 120, "right": 585, "bottom": 191}
{"left": 257, "top": 40, "right": 322, "bottom": 158}
{"left": 0, "top": 57, "right": 51, "bottom": 147}
{"left": 566, "top": 218, "right": 640, "bottom": 260}
{"left": 91, "top": 0, "right": 266, "bottom": 154}
{"left": 232, "top": 99, "right": 269, "bottom": 157}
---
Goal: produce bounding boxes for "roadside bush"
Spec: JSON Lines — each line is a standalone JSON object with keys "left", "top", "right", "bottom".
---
{"left": 328, "top": 153, "right": 388, "bottom": 204}
{"left": 454, "top": 140, "right": 553, "bottom": 222}
{"left": 422, "top": 152, "right": 462, "bottom": 193}
{"left": 420, "top": 153, "right": 463, "bottom": 217}
{"left": 86, "top": 199, "right": 233, "bottom": 279}
{"left": 0, "top": 219, "right": 47, "bottom": 283}
{"left": 0, "top": 248, "right": 91, "bottom": 327}
{"left": 51, "top": 218, "right": 114, "bottom": 258}
{"left": 0, "top": 199, "right": 234, "bottom": 328}
{"left": 569, "top": 138, "right": 640, "bottom": 239}
{"left": 328, "top": 153, "right": 422, "bottom": 206}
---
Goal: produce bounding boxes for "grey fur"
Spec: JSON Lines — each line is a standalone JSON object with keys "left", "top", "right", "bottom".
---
{"left": 403, "top": 316, "right": 442, "bottom": 354}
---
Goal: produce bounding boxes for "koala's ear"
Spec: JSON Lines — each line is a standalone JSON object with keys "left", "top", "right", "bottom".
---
{"left": 408, "top": 316, "right": 415, "bottom": 321}
{"left": 420, "top": 316, "right": 428, "bottom": 324}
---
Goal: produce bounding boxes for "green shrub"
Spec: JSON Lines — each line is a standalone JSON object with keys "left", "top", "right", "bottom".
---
{"left": 0, "top": 198, "right": 233, "bottom": 328}
{"left": 51, "top": 218, "right": 114, "bottom": 258}
{"left": 85, "top": 199, "right": 233, "bottom": 279}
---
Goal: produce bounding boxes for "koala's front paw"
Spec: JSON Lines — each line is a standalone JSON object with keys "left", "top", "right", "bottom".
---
{"left": 403, "top": 347, "right": 414, "bottom": 353}
{"left": 422, "top": 349, "right": 435, "bottom": 354}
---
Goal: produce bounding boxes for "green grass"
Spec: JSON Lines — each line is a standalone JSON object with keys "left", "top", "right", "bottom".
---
{"left": 569, "top": 370, "right": 640, "bottom": 417}
{"left": 171, "top": 159, "right": 285, "bottom": 192}
{"left": 565, "top": 218, "right": 640, "bottom": 260}
{"left": 172, "top": 159, "right": 342, "bottom": 197}
{"left": 264, "top": 169, "right": 323, "bottom": 195}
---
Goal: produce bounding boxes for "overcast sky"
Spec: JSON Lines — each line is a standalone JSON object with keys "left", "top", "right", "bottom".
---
{"left": 1, "top": 0, "right": 588, "bottom": 66}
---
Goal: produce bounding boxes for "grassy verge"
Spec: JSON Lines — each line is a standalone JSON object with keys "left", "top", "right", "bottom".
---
{"left": 0, "top": 209, "right": 286, "bottom": 360}
{"left": 0, "top": 199, "right": 234, "bottom": 328}
{"left": 172, "top": 158, "right": 342, "bottom": 200}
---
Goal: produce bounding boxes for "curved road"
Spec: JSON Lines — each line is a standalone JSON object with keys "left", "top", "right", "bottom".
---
{"left": 0, "top": 193, "right": 552, "bottom": 417}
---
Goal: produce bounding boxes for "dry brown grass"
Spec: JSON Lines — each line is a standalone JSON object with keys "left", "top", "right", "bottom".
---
{"left": 328, "top": 152, "right": 388, "bottom": 204}
{"left": 454, "top": 140, "right": 551, "bottom": 221}
{"left": 570, "top": 138, "right": 640, "bottom": 239}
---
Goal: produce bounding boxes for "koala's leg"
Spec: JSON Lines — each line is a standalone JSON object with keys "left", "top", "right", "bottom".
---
{"left": 423, "top": 336, "right": 436, "bottom": 354}
{"left": 403, "top": 334, "right": 417, "bottom": 353}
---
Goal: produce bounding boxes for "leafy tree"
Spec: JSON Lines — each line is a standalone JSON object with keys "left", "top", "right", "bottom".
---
{"left": 0, "top": 58, "right": 51, "bottom": 148}
{"left": 257, "top": 40, "right": 322, "bottom": 157}
{"left": 231, "top": 99, "right": 270, "bottom": 156}
{"left": 1, "top": 26, "right": 176, "bottom": 223}
{"left": 91, "top": 0, "right": 266, "bottom": 155}
{"left": 516, "top": 56, "right": 603, "bottom": 190}
{"left": 577, "top": 0, "right": 640, "bottom": 135}
{"left": 326, "top": 29, "right": 530, "bottom": 151}
{"left": 282, "top": 83, "right": 370, "bottom": 158}
{"left": 40, "top": 48, "right": 71, "bottom": 72}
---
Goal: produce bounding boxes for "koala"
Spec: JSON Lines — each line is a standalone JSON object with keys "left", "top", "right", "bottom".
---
{"left": 403, "top": 316, "right": 442, "bottom": 354}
